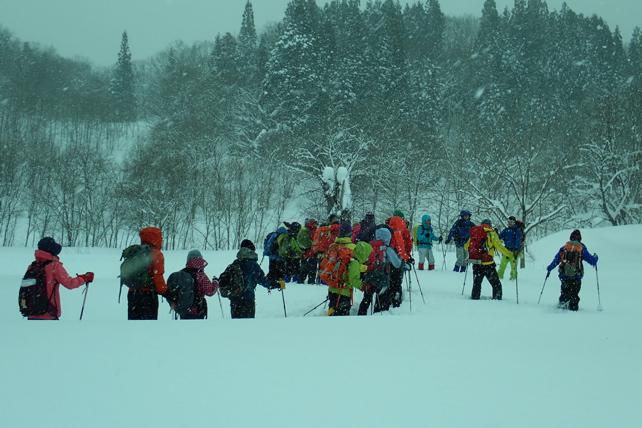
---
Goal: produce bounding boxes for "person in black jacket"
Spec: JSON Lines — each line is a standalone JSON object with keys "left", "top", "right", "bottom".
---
{"left": 445, "top": 210, "right": 475, "bottom": 272}
{"left": 230, "top": 239, "right": 283, "bottom": 318}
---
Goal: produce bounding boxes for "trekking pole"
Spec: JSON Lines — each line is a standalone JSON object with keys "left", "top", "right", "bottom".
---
{"left": 461, "top": 261, "right": 469, "bottom": 296}
{"left": 537, "top": 272, "right": 550, "bottom": 304}
{"left": 412, "top": 265, "right": 426, "bottom": 304}
{"left": 118, "top": 280, "right": 123, "bottom": 304}
{"left": 407, "top": 270, "right": 412, "bottom": 313}
{"left": 79, "top": 282, "right": 89, "bottom": 320}
{"left": 595, "top": 266, "right": 603, "bottom": 312}
{"left": 440, "top": 241, "right": 447, "bottom": 271}
{"left": 281, "top": 289, "right": 288, "bottom": 318}
{"left": 216, "top": 291, "right": 225, "bottom": 318}
{"left": 515, "top": 270, "right": 519, "bottom": 305}
{"left": 304, "top": 297, "right": 329, "bottom": 317}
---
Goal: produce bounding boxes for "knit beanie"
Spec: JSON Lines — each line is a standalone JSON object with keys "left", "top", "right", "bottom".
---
{"left": 38, "top": 237, "right": 62, "bottom": 256}
{"left": 241, "top": 239, "right": 256, "bottom": 251}
{"left": 481, "top": 219, "right": 492, "bottom": 226}
{"left": 187, "top": 249, "right": 202, "bottom": 262}
{"left": 570, "top": 229, "right": 582, "bottom": 242}
{"left": 392, "top": 210, "right": 405, "bottom": 219}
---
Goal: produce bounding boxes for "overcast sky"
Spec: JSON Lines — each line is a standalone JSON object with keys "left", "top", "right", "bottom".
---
{"left": 0, "top": 0, "right": 639, "bottom": 66}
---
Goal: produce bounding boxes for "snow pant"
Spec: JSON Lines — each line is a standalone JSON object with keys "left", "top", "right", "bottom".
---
{"left": 471, "top": 263, "right": 502, "bottom": 300}
{"left": 417, "top": 247, "right": 435, "bottom": 270}
{"left": 358, "top": 287, "right": 376, "bottom": 316}
{"left": 328, "top": 292, "right": 351, "bottom": 316}
{"left": 230, "top": 297, "right": 256, "bottom": 319}
{"left": 298, "top": 257, "right": 318, "bottom": 284}
{"left": 455, "top": 246, "right": 467, "bottom": 271}
{"left": 559, "top": 278, "right": 582, "bottom": 311}
{"left": 128, "top": 289, "right": 159, "bottom": 320}
{"left": 376, "top": 266, "right": 403, "bottom": 311}
{"left": 497, "top": 250, "right": 520, "bottom": 280}
{"left": 284, "top": 257, "right": 301, "bottom": 282}
{"left": 267, "top": 259, "right": 285, "bottom": 283}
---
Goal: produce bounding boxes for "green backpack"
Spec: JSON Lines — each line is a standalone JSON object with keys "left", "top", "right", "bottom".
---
{"left": 120, "top": 244, "right": 153, "bottom": 289}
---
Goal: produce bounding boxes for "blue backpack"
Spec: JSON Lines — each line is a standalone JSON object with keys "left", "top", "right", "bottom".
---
{"left": 263, "top": 231, "right": 280, "bottom": 258}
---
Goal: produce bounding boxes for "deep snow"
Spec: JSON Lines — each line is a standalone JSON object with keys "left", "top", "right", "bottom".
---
{"left": 0, "top": 226, "right": 640, "bottom": 428}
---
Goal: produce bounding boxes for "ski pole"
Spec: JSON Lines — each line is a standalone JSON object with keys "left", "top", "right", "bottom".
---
{"left": 537, "top": 272, "right": 550, "bottom": 304}
{"left": 440, "top": 241, "right": 447, "bottom": 271}
{"left": 461, "top": 261, "right": 469, "bottom": 295}
{"left": 515, "top": 265, "right": 519, "bottom": 305}
{"left": 281, "top": 289, "right": 287, "bottom": 318}
{"left": 412, "top": 265, "right": 426, "bottom": 304}
{"left": 118, "top": 280, "right": 123, "bottom": 304}
{"left": 79, "top": 282, "right": 89, "bottom": 320}
{"left": 407, "top": 271, "right": 412, "bottom": 313}
{"left": 217, "top": 291, "right": 225, "bottom": 318}
{"left": 595, "top": 265, "right": 602, "bottom": 311}
{"left": 304, "top": 297, "right": 329, "bottom": 317}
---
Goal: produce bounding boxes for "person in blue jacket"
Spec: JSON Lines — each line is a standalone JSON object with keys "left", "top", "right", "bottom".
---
{"left": 414, "top": 214, "right": 442, "bottom": 270}
{"left": 445, "top": 210, "right": 475, "bottom": 272}
{"left": 546, "top": 229, "right": 598, "bottom": 311}
{"left": 498, "top": 216, "right": 524, "bottom": 280}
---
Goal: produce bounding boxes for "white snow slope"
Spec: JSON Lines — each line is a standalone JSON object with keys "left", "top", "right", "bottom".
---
{"left": 1, "top": 226, "right": 640, "bottom": 428}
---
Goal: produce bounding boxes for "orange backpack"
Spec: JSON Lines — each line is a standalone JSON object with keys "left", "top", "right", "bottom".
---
{"left": 319, "top": 243, "right": 353, "bottom": 288}
{"left": 312, "top": 224, "right": 339, "bottom": 255}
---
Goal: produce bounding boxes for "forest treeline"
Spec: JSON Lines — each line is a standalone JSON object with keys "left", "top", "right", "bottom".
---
{"left": 0, "top": 0, "right": 640, "bottom": 250}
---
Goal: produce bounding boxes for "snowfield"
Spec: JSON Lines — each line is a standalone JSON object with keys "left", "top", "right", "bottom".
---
{"left": 1, "top": 226, "right": 640, "bottom": 428}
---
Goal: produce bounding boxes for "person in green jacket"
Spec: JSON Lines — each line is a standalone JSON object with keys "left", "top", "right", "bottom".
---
{"left": 278, "top": 222, "right": 303, "bottom": 282}
{"left": 327, "top": 223, "right": 373, "bottom": 316}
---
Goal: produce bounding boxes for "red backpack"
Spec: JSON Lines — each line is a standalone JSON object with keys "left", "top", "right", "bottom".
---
{"left": 468, "top": 225, "right": 493, "bottom": 263}
{"left": 319, "top": 243, "right": 353, "bottom": 288}
{"left": 363, "top": 240, "right": 390, "bottom": 291}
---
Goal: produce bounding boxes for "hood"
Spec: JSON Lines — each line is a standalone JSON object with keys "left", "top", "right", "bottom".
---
{"left": 353, "top": 241, "right": 373, "bottom": 264}
{"left": 375, "top": 228, "right": 392, "bottom": 246}
{"left": 388, "top": 216, "right": 406, "bottom": 231}
{"left": 35, "top": 249, "right": 58, "bottom": 262}
{"left": 186, "top": 257, "right": 207, "bottom": 270}
{"left": 237, "top": 247, "right": 258, "bottom": 261}
{"left": 422, "top": 214, "right": 431, "bottom": 227}
{"left": 140, "top": 227, "right": 163, "bottom": 249}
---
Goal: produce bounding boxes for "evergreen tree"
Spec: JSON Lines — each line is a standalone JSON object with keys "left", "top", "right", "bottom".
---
{"left": 111, "top": 31, "right": 136, "bottom": 122}
{"left": 239, "top": 1, "right": 259, "bottom": 86}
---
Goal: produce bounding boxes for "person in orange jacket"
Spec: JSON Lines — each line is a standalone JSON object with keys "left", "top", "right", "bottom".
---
{"left": 128, "top": 227, "right": 167, "bottom": 320}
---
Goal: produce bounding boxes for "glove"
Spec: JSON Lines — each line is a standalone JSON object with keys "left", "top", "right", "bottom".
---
{"left": 403, "top": 263, "right": 412, "bottom": 272}
{"left": 445, "top": 239, "right": 451, "bottom": 245}
{"left": 408, "top": 256, "right": 415, "bottom": 265}
{"left": 593, "top": 253, "right": 599, "bottom": 264}
{"left": 546, "top": 271, "right": 551, "bottom": 279}
{"left": 278, "top": 280, "right": 286, "bottom": 290}
{"left": 438, "top": 236, "right": 443, "bottom": 243}
{"left": 80, "top": 272, "right": 94, "bottom": 283}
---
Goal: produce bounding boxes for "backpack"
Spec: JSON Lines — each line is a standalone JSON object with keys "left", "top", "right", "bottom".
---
{"left": 263, "top": 231, "right": 280, "bottom": 258}
{"left": 468, "top": 225, "right": 493, "bottom": 263}
{"left": 119, "top": 244, "right": 153, "bottom": 289}
{"left": 166, "top": 270, "right": 195, "bottom": 317}
{"left": 313, "top": 225, "right": 338, "bottom": 254}
{"left": 218, "top": 260, "right": 245, "bottom": 298}
{"left": 18, "top": 261, "right": 54, "bottom": 317}
{"left": 559, "top": 242, "right": 583, "bottom": 277}
{"left": 363, "top": 241, "right": 390, "bottom": 292}
{"left": 319, "top": 243, "right": 353, "bottom": 288}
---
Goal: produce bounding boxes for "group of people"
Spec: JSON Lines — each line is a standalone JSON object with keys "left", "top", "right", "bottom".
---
{"left": 18, "top": 209, "right": 599, "bottom": 320}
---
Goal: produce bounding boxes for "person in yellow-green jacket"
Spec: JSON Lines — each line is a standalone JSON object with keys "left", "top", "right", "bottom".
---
{"left": 464, "top": 219, "right": 515, "bottom": 300}
{"left": 321, "top": 223, "right": 372, "bottom": 316}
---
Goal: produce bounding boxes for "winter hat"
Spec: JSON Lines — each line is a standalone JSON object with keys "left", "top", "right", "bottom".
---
{"left": 508, "top": 215, "right": 516, "bottom": 221}
{"left": 392, "top": 210, "right": 405, "bottom": 219}
{"left": 328, "top": 214, "right": 340, "bottom": 224}
{"left": 339, "top": 222, "right": 352, "bottom": 238}
{"left": 481, "top": 219, "right": 492, "bottom": 226}
{"left": 187, "top": 249, "right": 202, "bottom": 263}
{"left": 37, "top": 237, "right": 62, "bottom": 256}
{"left": 364, "top": 212, "right": 375, "bottom": 222}
{"left": 570, "top": 229, "right": 582, "bottom": 242}
{"left": 241, "top": 239, "right": 256, "bottom": 251}
{"left": 375, "top": 227, "right": 392, "bottom": 246}
{"left": 460, "top": 210, "right": 472, "bottom": 218}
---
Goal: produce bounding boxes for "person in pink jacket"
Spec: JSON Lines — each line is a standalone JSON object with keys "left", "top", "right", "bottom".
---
{"left": 26, "top": 237, "right": 94, "bottom": 320}
{"left": 181, "top": 249, "right": 219, "bottom": 319}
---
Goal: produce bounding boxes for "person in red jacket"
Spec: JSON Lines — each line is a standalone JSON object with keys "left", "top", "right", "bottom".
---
{"left": 26, "top": 237, "right": 94, "bottom": 320}
{"left": 387, "top": 212, "right": 413, "bottom": 308}
{"left": 128, "top": 227, "right": 167, "bottom": 320}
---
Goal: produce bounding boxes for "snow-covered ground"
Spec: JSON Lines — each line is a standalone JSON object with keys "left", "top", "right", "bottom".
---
{"left": 1, "top": 225, "right": 640, "bottom": 428}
